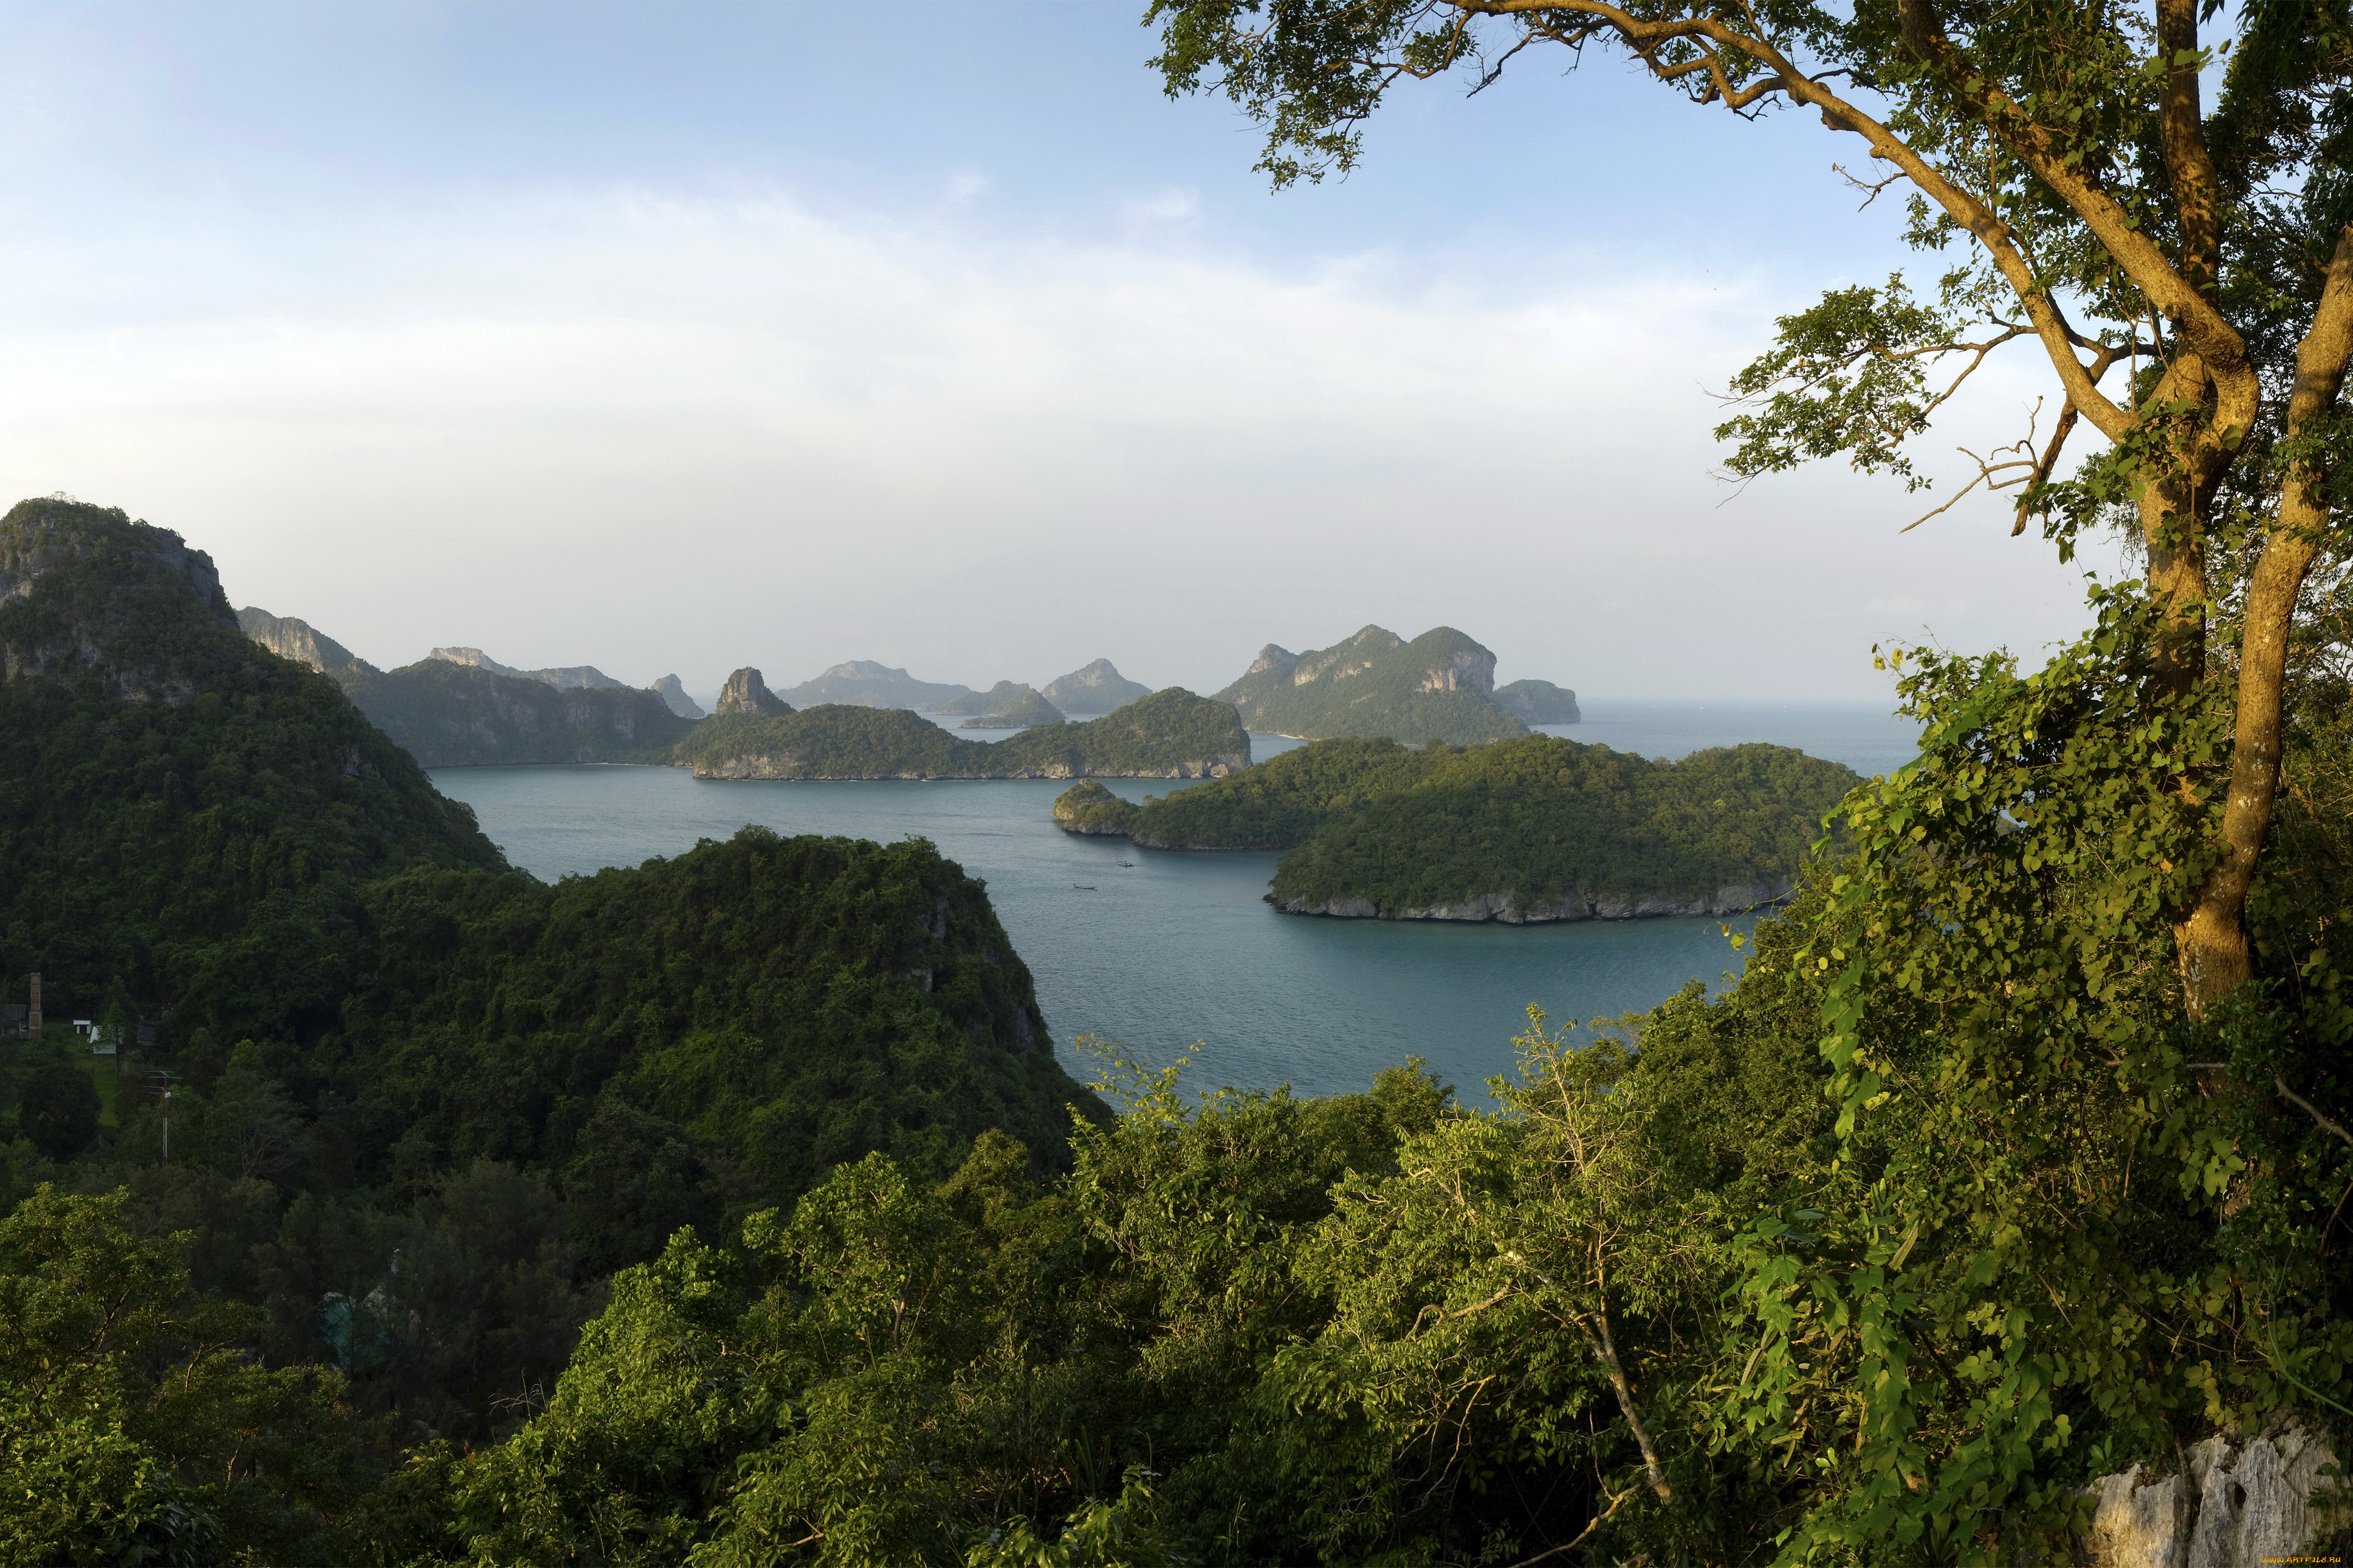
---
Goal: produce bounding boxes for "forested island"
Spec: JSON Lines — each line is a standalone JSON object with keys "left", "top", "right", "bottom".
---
{"left": 675, "top": 685, "right": 1249, "bottom": 778}
{"left": 1057, "top": 733, "right": 1858, "bottom": 919}
{"left": 1214, "top": 623, "right": 1567, "bottom": 743}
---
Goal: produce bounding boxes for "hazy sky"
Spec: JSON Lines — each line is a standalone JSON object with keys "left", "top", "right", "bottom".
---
{"left": 0, "top": 1, "right": 2124, "bottom": 702}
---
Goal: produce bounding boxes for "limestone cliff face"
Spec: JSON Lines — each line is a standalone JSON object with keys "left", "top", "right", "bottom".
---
{"left": 238, "top": 607, "right": 377, "bottom": 676}
{"left": 2080, "top": 1426, "right": 2342, "bottom": 1567}
{"left": 651, "top": 674, "right": 705, "bottom": 719}
{"left": 1266, "top": 877, "right": 1797, "bottom": 923}
{"left": 1, "top": 498, "right": 239, "bottom": 703}
{"left": 715, "top": 667, "right": 794, "bottom": 717}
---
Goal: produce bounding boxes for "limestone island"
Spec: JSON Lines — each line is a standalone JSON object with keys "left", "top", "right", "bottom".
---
{"left": 1215, "top": 625, "right": 1575, "bottom": 744}
{"left": 1054, "top": 733, "right": 1858, "bottom": 922}
{"left": 676, "top": 686, "right": 1249, "bottom": 779}
{"left": 957, "top": 689, "right": 1067, "bottom": 729}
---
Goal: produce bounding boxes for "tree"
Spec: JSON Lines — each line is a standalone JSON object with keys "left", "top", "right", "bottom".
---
{"left": 1146, "top": 0, "right": 2353, "bottom": 1016}
{"left": 1144, "top": 7, "right": 2353, "bottom": 1556}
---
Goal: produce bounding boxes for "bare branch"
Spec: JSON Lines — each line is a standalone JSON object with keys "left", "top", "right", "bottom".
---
{"left": 2276, "top": 1078, "right": 2353, "bottom": 1148}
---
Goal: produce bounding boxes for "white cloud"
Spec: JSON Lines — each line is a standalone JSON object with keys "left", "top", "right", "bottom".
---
{"left": 0, "top": 182, "right": 2115, "bottom": 699}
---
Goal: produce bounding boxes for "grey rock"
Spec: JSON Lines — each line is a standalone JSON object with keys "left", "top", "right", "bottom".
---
{"left": 715, "top": 667, "right": 794, "bottom": 717}
{"left": 238, "top": 607, "right": 378, "bottom": 676}
{"left": 1268, "top": 877, "right": 1796, "bottom": 923}
{"left": 2081, "top": 1427, "right": 2342, "bottom": 1567}
{"left": 650, "top": 674, "right": 704, "bottom": 719}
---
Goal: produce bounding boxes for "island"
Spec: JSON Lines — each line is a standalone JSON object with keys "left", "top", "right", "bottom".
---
{"left": 1054, "top": 733, "right": 1859, "bottom": 921}
{"left": 935, "top": 679, "right": 1048, "bottom": 716}
{"left": 675, "top": 686, "right": 1248, "bottom": 779}
{"left": 775, "top": 659, "right": 974, "bottom": 710}
{"left": 1214, "top": 625, "right": 1535, "bottom": 744}
{"left": 1042, "top": 657, "right": 1152, "bottom": 712}
{"left": 958, "top": 688, "right": 1067, "bottom": 728}
{"left": 1493, "top": 678, "right": 1581, "bottom": 724}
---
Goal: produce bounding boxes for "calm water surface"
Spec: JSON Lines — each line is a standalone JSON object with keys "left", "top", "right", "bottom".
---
{"left": 431, "top": 699, "right": 1918, "bottom": 1102}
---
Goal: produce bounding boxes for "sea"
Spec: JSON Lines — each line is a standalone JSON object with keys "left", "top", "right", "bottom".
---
{"left": 428, "top": 699, "right": 1919, "bottom": 1105}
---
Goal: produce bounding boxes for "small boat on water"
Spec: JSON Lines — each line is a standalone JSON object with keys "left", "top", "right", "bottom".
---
{"left": 1073, "top": 883, "right": 1098, "bottom": 891}
{"left": 1116, "top": 861, "right": 1135, "bottom": 868}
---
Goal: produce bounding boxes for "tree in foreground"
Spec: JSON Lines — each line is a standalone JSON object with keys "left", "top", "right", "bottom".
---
{"left": 1147, "top": 2, "right": 2353, "bottom": 1559}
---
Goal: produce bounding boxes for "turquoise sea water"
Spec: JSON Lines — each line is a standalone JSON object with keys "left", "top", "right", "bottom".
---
{"left": 428, "top": 699, "right": 1918, "bottom": 1103}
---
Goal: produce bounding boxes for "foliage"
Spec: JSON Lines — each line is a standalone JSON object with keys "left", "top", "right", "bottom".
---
{"left": 675, "top": 688, "right": 1248, "bottom": 779}
{"left": 0, "top": 1185, "right": 379, "bottom": 1565}
{"left": 339, "top": 658, "right": 698, "bottom": 768}
{"left": 1212, "top": 625, "right": 1529, "bottom": 744}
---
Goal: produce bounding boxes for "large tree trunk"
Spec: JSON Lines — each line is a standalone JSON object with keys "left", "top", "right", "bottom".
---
{"left": 2172, "top": 225, "right": 2353, "bottom": 1017}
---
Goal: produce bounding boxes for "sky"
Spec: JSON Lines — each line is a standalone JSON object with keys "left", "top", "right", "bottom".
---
{"left": 0, "top": 1, "right": 2128, "bottom": 703}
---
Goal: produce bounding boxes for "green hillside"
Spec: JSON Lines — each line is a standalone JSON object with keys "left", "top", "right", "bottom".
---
{"left": 0, "top": 498, "right": 503, "bottom": 1039}
{"left": 1213, "top": 625, "right": 1530, "bottom": 743}
{"left": 677, "top": 686, "right": 1249, "bottom": 778}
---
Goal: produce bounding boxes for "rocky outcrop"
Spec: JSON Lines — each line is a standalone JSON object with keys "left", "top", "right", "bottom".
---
{"left": 650, "top": 674, "right": 704, "bottom": 719}
{"left": 1266, "top": 877, "right": 1798, "bottom": 923}
{"left": 2081, "top": 1426, "right": 2343, "bottom": 1567}
{"left": 715, "top": 667, "right": 794, "bottom": 717}
{"left": 1042, "top": 659, "right": 1153, "bottom": 713}
{"left": 238, "top": 607, "right": 379, "bottom": 676}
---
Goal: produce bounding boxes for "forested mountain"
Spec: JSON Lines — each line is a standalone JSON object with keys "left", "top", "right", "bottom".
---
{"left": 1214, "top": 625, "right": 1536, "bottom": 743}
{"left": 1042, "top": 657, "right": 1152, "bottom": 711}
{"left": 337, "top": 658, "right": 696, "bottom": 765}
{"left": 0, "top": 499, "right": 503, "bottom": 1034}
{"left": 1057, "top": 733, "right": 1857, "bottom": 919}
{"left": 678, "top": 686, "right": 1248, "bottom": 778}
{"left": 0, "top": 499, "right": 1101, "bottom": 1559}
